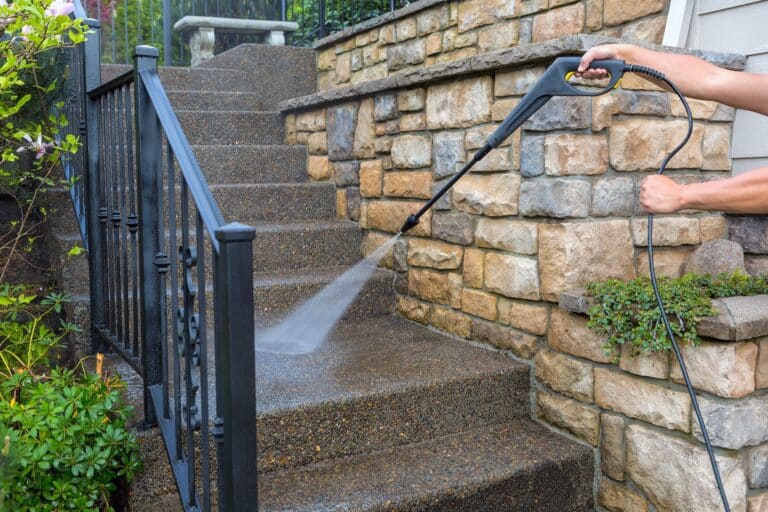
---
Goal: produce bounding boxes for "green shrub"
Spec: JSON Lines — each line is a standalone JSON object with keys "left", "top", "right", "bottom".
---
{"left": 586, "top": 272, "right": 768, "bottom": 356}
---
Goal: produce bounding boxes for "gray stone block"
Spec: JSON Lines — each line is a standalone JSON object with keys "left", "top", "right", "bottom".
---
{"left": 346, "top": 187, "right": 361, "bottom": 221}
{"left": 432, "top": 212, "right": 475, "bottom": 246}
{"left": 433, "top": 131, "right": 465, "bottom": 179}
{"left": 618, "top": 90, "right": 669, "bottom": 116}
{"left": 684, "top": 239, "right": 745, "bottom": 276}
{"left": 334, "top": 161, "right": 360, "bottom": 186}
{"left": 728, "top": 216, "right": 768, "bottom": 254}
{"left": 520, "top": 134, "right": 544, "bottom": 178}
{"left": 695, "top": 394, "right": 768, "bottom": 449}
{"left": 747, "top": 444, "right": 768, "bottom": 488}
{"left": 327, "top": 103, "right": 359, "bottom": 161}
{"left": 374, "top": 94, "right": 398, "bottom": 121}
{"left": 698, "top": 295, "right": 768, "bottom": 341}
{"left": 432, "top": 178, "right": 452, "bottom": 210}
{"left": 387, "top": 39, "right": 426, "bottom": 71}
{"left": 524, "top": 96, "right": 590, "bottom": 132}
{"left": 592, "top": 177, "right": 634, "bottom": 217}
{"left": 519, "top": 179, "right": 590, "bottom": 218}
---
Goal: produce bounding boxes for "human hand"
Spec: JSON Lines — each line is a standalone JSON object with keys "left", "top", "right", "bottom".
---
{"left": 640, "top": 175, "right": 684, "bottom": 213}
{"left": 575, "top": 45, "right": 622, "bottom": 80}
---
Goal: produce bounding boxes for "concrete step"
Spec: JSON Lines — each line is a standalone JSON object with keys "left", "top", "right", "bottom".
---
{"left": 259, "top": 419, "right": 594, "bottom": 511}
{"left": 167, "top": 90, "right": 263, "bottom": 111}
{"left": 196, "top": 44, "right": 316, "bottom": 104}
{"left": 253, "top": 220, "right": 362, "bottom": 273}
{"left": 100, "top": 64, "right": 258, "bottom": 93}
{"left": 211, "top": 182, "right": 336, "bottom": 224}
{"left": 253, "top": 266, "right": 395, "bottom": 321}
{"left": 176, "top": 111, "right": 283, "bottom": 145}
{"left": 193, "top": 144, "right": 307, "bottom": 184}
{"left": 255, "top": 315, "right": 531, "bottom": 473}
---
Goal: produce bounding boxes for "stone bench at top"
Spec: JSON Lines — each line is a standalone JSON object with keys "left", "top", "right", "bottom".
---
{"left": 174, "top": 16, "right": 299, "bottom": 66}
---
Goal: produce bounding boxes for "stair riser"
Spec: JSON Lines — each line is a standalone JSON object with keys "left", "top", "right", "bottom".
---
{"left": 257, "top": 372, "right": 530, "bottom": 473}
{"left": 177, "top": 111, "right": 283, "bottom": 145}
{"left": 158, "top": 67, "right": 257, "bottom": 92}
{"left": 167, "top": 91, "right": 264, "bottom": 112}
{"left": 193, "top": 145, "right": 308, "bottom": 184}
{"left": 253, "top": 226, "right": 362, "bottom": 273}
{"left": 213, "top": 185, "right": 336, "bottom": 224}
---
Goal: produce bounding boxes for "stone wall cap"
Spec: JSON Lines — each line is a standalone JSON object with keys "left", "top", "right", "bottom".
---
{"left": 312, "top": 0, "right": 449, "bottom": 50}
{"left": 560, "top": 289, "right": 768, "bottom": 342}
{"left": 281, "top": 35, "right": 745, "bottom": 113}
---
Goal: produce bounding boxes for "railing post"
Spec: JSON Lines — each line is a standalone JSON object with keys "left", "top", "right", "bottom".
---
{"left": 163, "top": 0, "right": 171, "bottom": 65}
{"left": 318, "top": 0, "right": 327, "bottom": 38}
{"left": 83, "top": 18, "right": 104, "bottom": 353}
{"left": 134, "top": 45, "right": 163, "bottom": 427}
{"left": 214, "top": 222, "right": 257, "bottom": 512}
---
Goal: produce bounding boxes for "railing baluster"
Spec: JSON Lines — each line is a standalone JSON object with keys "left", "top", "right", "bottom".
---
{"left": 166, "top": 143, "right": 177, "bottom": 423}
{"left": 110, "top": 91, "right": 124, "bottom": 345}
{"left": 125, "top": 83, "right": 140, "bottom": 360}
{"left": 118, "top": 86, "right": 131, "bottom": 354}
{"left": 197, "top": 212, "right": 211, "bottom": 512}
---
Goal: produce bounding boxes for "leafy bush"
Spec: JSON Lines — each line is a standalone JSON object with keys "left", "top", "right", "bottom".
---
{"left": 586, "top": 272, "right": 768, "bottom": 356}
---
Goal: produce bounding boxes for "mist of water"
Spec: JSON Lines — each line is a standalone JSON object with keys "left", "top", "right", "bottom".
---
{"left": 254, "top": 234, "right": 401, "bottom": 355}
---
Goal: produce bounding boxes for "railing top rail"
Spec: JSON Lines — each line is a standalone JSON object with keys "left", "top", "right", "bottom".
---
{"left": 138, "top": 67, "right": 226, "bottom": 250}
{"left": 72, "top": 0, "right": 87, "bottom": 21}
{"left": 87, "top": 69, "right": 134, "bottom": 99}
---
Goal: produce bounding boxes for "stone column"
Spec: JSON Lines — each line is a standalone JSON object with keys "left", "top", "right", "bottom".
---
{"left": 189, "top": 26, "right": 215, "bottom": 66}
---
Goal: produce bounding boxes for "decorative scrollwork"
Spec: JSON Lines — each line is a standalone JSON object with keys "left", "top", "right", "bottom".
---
{"left": 177, "top": 245, "right": 202, "bottom": 430}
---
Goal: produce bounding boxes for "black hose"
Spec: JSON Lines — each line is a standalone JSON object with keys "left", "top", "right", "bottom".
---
{"left": 625, "top": 64, "right": 731, "bottom": 512}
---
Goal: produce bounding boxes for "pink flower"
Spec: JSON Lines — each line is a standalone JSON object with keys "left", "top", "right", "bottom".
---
{"left": 21, "top": 25, "right": 33, "bottom": 35}
{"left": 17, "top": 133, "right": 54, "bottom": 160}
{"left": 45, "top": 0, "right": 74, "bottom": 17}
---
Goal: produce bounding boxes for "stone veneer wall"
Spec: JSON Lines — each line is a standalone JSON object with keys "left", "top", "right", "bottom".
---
{"left": 313, "top": 0, "right": 670, "bottom": 92}
{"left": 558, "top": 291, "right": 768, "bottom": 511}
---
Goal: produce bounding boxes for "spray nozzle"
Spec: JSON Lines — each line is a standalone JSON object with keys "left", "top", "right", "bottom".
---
{"left": 399, "top": 214, "right": 420, "bottom": 234}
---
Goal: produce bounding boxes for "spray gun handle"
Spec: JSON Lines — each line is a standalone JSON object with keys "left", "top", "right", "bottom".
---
{"left": 486, "top": 57, "right": 625, "bottom": 148}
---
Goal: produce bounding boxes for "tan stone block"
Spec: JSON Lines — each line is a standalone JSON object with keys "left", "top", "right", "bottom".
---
{"left": 749, "top": 492, "right": 768, "bottom": 512}
{"left": 375, "top": 136, "right": 393, "bottom": 154}
{"left": 756, "top": 337, "right": 768, "bottom": 390}
{"left": 492, "top": 98, "right": 520, "bottom": 122}
{"left": 485, "top": 252, "right": 540, "bottom": 300}
{"left": 495, "top": 67, "right": 545, "bottom": 97}
{"left": 379, "top": 24, "right": 395, "bottom": 45}
{"left": 284, "top": 113, "right": 296, "bottom": 144}
{"left": 367, "top": 200, "right": 431, "bottom": 236}
{"left": 453, "top": 173, "right": 520, "bottom": 217}
{"left": 669, "top": 341, "right": 758, "bottom": 399}
{"left": 620, "top": 73, "right": 665, "bottom": 91}
{"left": 391, "top": 134, "right": 432, "bottom": 169}
{"left": 532, "top": 3, "right": 585, "bottom": 43}
{"left": 536, "top": 348, "right": 594, "bottom": 402}
{"left": 426, "top": 77, "right": 492, "bottom": 129}
{"left": 539, "top": 221, "right": 636, "bottom": 302}
{"left": 586, "top": 0, "right": 604, "bottom": 31}
{"left": 353, "top": 98, "right": 376, "bottom": 159}
{"left": 399, "top": 113, "right": 426, "bottom": 132}
{"left": 359, "top": 160, "right": 383, "bottom": 197}
{"left": 631, "top": 217, "right": 700, "bottom": 247}
{"left": 609, "top": 119, "right": 704, "bottom": 171}
{"left": 434, "top": 47, "right": 477, "bottom": 64}
{"left": 601, "top": 415, "right": 627, "bottom": 482}
{"left": 396, "top": 18, "right": 417, "bottom": 41}
{"left": 700, "top": 215, "right": 727, "bottom": 242}
{"left": 308, "top": 155, "right": 332, "bottom": 181}
{"left": 595, "top": 367, "right": 691, "bottom": 432}
{"left": 599, "top": 479, "right": 648, "bottom": 512}
{"left": 296, "top": 131, "right": 309, "bottom": 144}
{"left": 670, "top": 97, "right": 718, "bottom": 119}
{"left": 383, "top": 171, "right": 432, "bottom": 199}
{"left": 466, "top": 124, "right": 508, "bottom": 150}
{"left": 351, "top": 63, "right": 387, "bottom": 85}
{"left": 518, "top": 0, "right": 548, "bottom": 16}
{"left": 441, "top": 27, "right": 457, "bottom": 52}
{"left": 621, "top": 15, "right": 666, "bottom": 44}
{"left": 359, "top": 202, "right": 368, "bottom": 229}
{"left": 361, "top": 231, "right": 398, "bottom": 269}
{"left": 498, "top": 299, "right": 549, "bottom": 335}
{"left": 635, "top": 247, "right": 694, "bottom": 279}
{"left": 548, "top": 308, "right": 612, "bottom": 363}
{"left": 362, "top": 45, "right": 378, "bottom": 67}
{"left": 336, "top": 52, "right": 351, "bottom": 83}
{"left": 457, "top": 0, "right": 515, "bottom": 32}
{"left": 397, "top": 295, "right": 430, "bottom": 324}
{"left": 407, "top": 238, "right": 463, "bottom": 270}
{"left": 537, "top": 388, "right": 600, "bottom": 445}
{"left": 468, "top": 147, "right": 510, "bottom": 172}
{"left": 425, "top": 32, "right": 442, "bottom": 56}
{"left": 461, "top": 288, "right": 498, "bottom": 321}
{"left": 307, "top": 131, "right": 327, "bottom": 155}
{"left": 604, "top": 0, "right": 665, "bottom": 26}
{"left": 619, "top": 343, "right": 670, "bottom": 379}
{"left": 317, "top": 71, "right": 337, "bottom": 92}
{"left": 463, "top": 248, "right": 485, "bottom": 288}
{"left": 408, "top": 268, "right": 462, "bottom": 308}
{"left": 544, "top": 134, "right": 608, "bottom": 176}
{"left": 296, "top": 109, "right": 326, "bottom": 131}
{"left": 431, "top": 304, "right": 471, "bottom": 338}
{"left": 702, "top": 124, "right": 732, "bottom": 171}
{"left": 592, "top": 94, "right": 618, "bottom": 132}
{"left": 472, "top": 319, "right": 538, "bottom": 359}
{"left": 398, "top": 88, "right": 425, "bottom": 112}
{"left": 416, "top": 5, "right": 450, "bottom": 36}
{"left": 478, "top": 20, "right": 519, "bottom": 52}
{"left": 317, "top": 48, "right": 337, "bottom": 71}
{"left": 476, "top": 218, "right": 538, "bottom": 254}
{"left": 336, "top": 189, "right": 347, "bottom": 219}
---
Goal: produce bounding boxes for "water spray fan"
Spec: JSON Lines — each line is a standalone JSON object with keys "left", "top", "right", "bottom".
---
{"left": 400, "top": 55, "right": 732, "bottom": 512}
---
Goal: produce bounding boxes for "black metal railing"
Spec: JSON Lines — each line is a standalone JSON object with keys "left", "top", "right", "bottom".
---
{"left": 63, "top": 10, "right": 258, "bottom": 510}
{"left": 82, "top": 0, "right": 409, "bottom": 65}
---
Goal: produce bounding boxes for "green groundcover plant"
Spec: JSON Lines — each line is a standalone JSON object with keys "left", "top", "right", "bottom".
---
{"left": 586, "top": 271, "right": 768, "bottom": 356}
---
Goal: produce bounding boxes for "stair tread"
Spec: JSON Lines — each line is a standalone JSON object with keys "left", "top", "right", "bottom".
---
{"left": 252, "top": 264, "right": 387, "bottom": 287}
{"left": 255, "top": 316, "right": 523, "bottom": 415}
{"left": 259, "top": 418, "right": 593, "bottom": 512}
{"left": 252, "top": 219, "right": 359, "bottom": 233}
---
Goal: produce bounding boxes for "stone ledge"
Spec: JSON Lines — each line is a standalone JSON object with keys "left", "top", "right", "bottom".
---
{"left": 559, "top": 289, "right": 768, "bottom": 342}
{"left": 281, "top": 35, "right": 745, "bottom": 113}
{"left": 312, "top": 0, "right": 450, "bottom": 50}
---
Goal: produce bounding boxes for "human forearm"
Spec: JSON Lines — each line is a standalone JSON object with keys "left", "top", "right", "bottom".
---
{"left": 678, "top": 168, "right": 768, "bottom": 214}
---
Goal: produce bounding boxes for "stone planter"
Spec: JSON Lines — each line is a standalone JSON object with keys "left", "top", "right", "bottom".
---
{"left": 558, "top": 290, "right": 768, "bottom": 512}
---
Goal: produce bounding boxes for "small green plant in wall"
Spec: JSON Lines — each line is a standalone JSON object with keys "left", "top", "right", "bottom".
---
{"left": 586, "top": 272, "right": 768, "bottom": 356}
